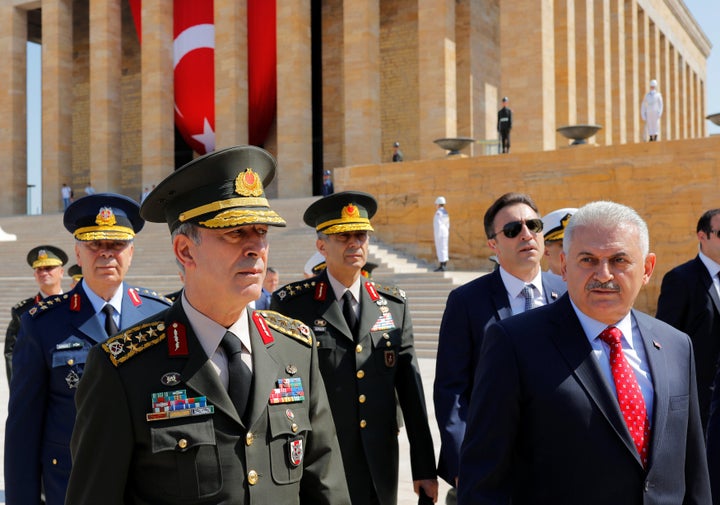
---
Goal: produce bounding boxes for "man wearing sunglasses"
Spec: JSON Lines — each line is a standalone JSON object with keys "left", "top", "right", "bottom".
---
{"left": 656, "top": 208, "right": 720, "bottom": 429}
{"left": 434, "top": 192, "right": 561, "bottom": 502}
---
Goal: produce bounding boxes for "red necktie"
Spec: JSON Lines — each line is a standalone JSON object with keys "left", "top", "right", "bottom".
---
{"left": 598, "top": 326, "right": 651, "bottom": 467}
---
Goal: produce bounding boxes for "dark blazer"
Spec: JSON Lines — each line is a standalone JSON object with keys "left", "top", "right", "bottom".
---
{"left": 656, "top": 255, "right": 720, "bottom": 427}
{"left": 458, "top": 295, "right": 711, "bottom": 505}
{"left": 709, "top": 365, "right": 720, "bottom": 504}
{"left": 271, "top": 271, "right": 436, "bottom": 505}
{"left": 4, "top": 281, "right": 171, "bottom": 505}
{"left": 433, "top": 269, "right": 562, "bottom": 484}
{"left": 4, "top": 292, "right": 42, "bottom": 382}
{"left": 66, "top": 302, "right": 350, "bottom": 505}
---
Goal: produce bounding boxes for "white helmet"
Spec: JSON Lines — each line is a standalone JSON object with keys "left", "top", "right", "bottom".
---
{"left": 650, "top": 79, "right": 658, "bottom": 88}
{"left": 435, "top": 196, "right": 446, "bottom": 205}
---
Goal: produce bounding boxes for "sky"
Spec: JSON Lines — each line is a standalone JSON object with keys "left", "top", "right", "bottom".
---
{"left": 25, "top": 2, "right": 720, "bottom": 213}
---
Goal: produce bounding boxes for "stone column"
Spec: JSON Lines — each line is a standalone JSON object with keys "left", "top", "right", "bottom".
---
{"left": 0, "top": 5, "right": 28, "bottom": 215}
{"left": 689, "top": 70, "right": 696, "bottom": 138}
{"left": 42, "top": 0, "right": 74, "bottom": 212}
{"left": 661, "top": 35, "right": 671, "bottom": 140}
{"left": 554, "top": 0, "right": 577, "bottom": 143}
{"left": 141, "top": 0, "right": 174, "bottom": 187}
{"left": 610, "top": 0, "right": 626, "bottom": 144}
{"left": 624, "top": 0, "right": 638, "bottom": 143}
{"left": 89, "top": 0, "right": 122, "bottom": 192}
{"left": 501, "top": 0, "right": 555, "bottom": 151}
{"left": 215, "top": 0, "right": 248, "bottom": 148}
{"left": 594, "top": 0, "right": 612, "bottom": 145}
{"left": 343, "top": 0, "right": 381, "bottom": 164}
{"left": 638, "top": 8, "right": 648, "bottom": 97}
{"left": 575, "top": 0, "right": 595, "bottom": 126}
{"left": 417, "top": 0, "right": 456, "bottom": 159}
{"left": 680, "top": 59, "right": 688, "bottom": 139}
{"left": 669, "top": 42, "right": 678, "bottom": 141}
{"left": 276, "top": 0, "right": 313, "bottom": 196}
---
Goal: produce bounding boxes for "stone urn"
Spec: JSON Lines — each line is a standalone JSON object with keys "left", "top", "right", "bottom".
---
{"left": 707, "top": 113, "right": 720, "bottom": 127}
{"left": 556, "top": 124, "right": 602, "bottom": 145}
{"left": 434, "top": 137, "right": 476, "bottom": 156}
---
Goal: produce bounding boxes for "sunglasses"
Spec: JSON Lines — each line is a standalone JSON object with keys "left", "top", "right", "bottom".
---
{"left": 490, "top": 218, "right": 544, "bottom": 239}
{"left": 708, "top": 230, "right": 720, "bottom": 239}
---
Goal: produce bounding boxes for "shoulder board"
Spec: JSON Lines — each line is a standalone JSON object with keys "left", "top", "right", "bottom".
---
{"left": 274, "top": 280, "right": 320, "bottom": 302}
{"left": 256, "top": 310, "right": 313, "bottom": 347}
{"left": 101, "top": 320, "right": 167, "bottom": 367}
{"left": 373, "top": 282, "right": 407, "bottom": 301}
{"left": 28, "top": 293, "right": 73, "bottom": 318}
{"left": 128, "top": 286, "right": 173, "bottom": 306}
{"left": 12, "top": 297, "right": 33, "bottom": 311}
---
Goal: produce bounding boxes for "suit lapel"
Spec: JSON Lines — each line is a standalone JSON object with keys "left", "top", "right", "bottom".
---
{"left": 245, "top": 320, "right": 283, "bottom": 427}
{"left": 319, "top": 275, "right": 354, "bottom": 341}
{"left": 70, "top": 287, "right": 107, "bottom": 344}
{"left": 697, "top": 257, "right": 720, "bottom": 316}
{"left": 540, "top": 271, "right": 562, "bottom": 303}
{"left": 549, "top": 298, "right": 641, "bottom": 464}
{"left": 357, "top": 283, "right": 381, "bottom": 337}
{"left": 634, "top": 310, "right": 668, "bottom": 469}
{"left": 490, "top": 270, "right": 513, "bottom": 321}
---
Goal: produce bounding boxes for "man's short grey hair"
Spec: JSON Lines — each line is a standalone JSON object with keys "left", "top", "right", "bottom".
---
{"left": 564, "top": 201, "right": 649, "bottom": 256}
{"left": 171, "top": 223, "right": 202, "bottom": 274}
{"left": 172, "top": 222, "right": 202, "bottom": 245}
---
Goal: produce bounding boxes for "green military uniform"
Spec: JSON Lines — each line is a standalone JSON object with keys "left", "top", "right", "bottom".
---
{"left": 270, "top": 192, "right": 436, "bottom": 505}
{"left": 67, "top": 145, "right": 351, "bottom": 505}
{"left": 68, "top": 303, "right": 347, "bottom": 504}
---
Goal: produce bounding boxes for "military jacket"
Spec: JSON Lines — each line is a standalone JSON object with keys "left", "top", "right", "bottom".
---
{"left": 5, "top": 292, "right": 42, "bottom": 382}
{"left": 271, "top": 271, "right": 436, "bottom": 505}
{"left": 4, "top": 281, "right": 171, "bottom": 505}
{"left": 66, "top": 302, "right": 351, "bottom": 505}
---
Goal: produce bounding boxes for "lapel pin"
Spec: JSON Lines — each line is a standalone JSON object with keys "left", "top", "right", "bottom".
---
{"left": 652, "top": 340, "right": 662, "bottom": 350}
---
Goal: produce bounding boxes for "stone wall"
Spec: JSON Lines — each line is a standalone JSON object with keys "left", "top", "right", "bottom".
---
{"left": 334, "top": 136, "right": 720, "bottom": 314}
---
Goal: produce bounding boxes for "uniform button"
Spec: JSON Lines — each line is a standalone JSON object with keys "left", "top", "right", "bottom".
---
{"left": 291, "top": 423, "right": 299, "bottom": 433}
{"left": 356, "top": 370, "right": 365, "bottom": 379}
{"left": 248, "top": 470, "right": 259, "bottom": 485}
{"left": 359, "top": 394, "right": 366, "bottom": 403}
{"left": 386, "top": 341, "right": 391, "bottom": 347}
{"left": 67, "top": 358, "right": 74, "bottom": 366}
{"left": 52, "top": 458, "right": 58, "bottom": 465}
{"left": 382, "top": 333, "right": 389, "bottom": 339}
{"left": 356, "top": 344, "right": 363, "bottom": 353}
{"left": 178, "top": 439, "right": 188, "bottom": 449}
{"left": 360, "top": 419, "right": 367, "bottom": 428}
{"left": 246, "top": 432, "right": 254, "bottom": 446}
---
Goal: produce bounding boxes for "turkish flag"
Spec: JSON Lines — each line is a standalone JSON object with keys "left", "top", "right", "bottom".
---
{"left": 128, "top": 0, "right": 276, "bottom": 154}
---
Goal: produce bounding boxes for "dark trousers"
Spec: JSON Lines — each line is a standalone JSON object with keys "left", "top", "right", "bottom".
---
{"left": 500, "top": 130, "right": 511, "bottom": 153}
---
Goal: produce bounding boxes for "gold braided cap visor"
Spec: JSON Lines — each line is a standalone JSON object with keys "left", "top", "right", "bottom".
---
{"left": 73, "top": 226, "right": 136, "bottom": 241}
{"left": 544, "top": 228, "right": 565, "bottom": 242}
{"left": 32, "top": 258, "right": 64, "bottom": 269}
{"left": 317, "top": 217, "right": 374, "bottom": 235}
{"left": 178, "top": 196, "right": 286, "bottom": 229}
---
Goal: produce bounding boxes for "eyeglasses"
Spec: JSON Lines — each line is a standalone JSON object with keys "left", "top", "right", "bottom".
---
{"left": 81, "top": 240, "right": 132, "bottom": 253}
{"left": 489, "top": 218, "right": 544, "bottom": 239}
{"left": 708, "top": 230, "right": 720, "bottom": 239}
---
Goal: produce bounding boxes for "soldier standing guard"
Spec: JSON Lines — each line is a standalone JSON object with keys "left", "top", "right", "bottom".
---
{"left": 4, "top": 193, "right": 171, "bottom": 505}
{"left": 4, "top": 245, "right": 68, "bottom": 383}
{"left": 271, "top": 191, "right": 438, "bottom": 505}
{"left": 497, "top": 96, "right": 513, "bottom": 153}
{"left": 66, "top": 145, "right": 351, "bottom": 505}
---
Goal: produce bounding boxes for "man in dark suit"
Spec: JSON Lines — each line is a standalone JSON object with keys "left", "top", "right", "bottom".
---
{"left": 708, "top": 366, "right": 720, "bottom": 504}
{"left": 4, "top": 194, "right": 171, "bottom": 505}
{"left": 458, "top": 201, "right": 711, "bottom": 504}
{"left": 66, "top": 146, "right": 350, "bottom": 505}
{"left": 271, "top": 191, "right": 438, "bottom": 505}
{"left": 5, "top": 244, "right": 68, "bottom": 383}
{"left": 434, "top": 192, "right": 562, "bottom": 499}
{"left": 656, "top": 207, "right": 720, "bottom": 428}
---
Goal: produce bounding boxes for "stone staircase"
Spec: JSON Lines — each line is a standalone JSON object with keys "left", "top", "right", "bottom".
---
{"left": 0, "top": 197, "right": 488, "bottom": 358}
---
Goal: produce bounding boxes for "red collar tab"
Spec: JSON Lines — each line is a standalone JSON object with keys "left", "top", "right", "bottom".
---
{"left": 128, "top": 288, "right": 142, "bottom": 307}
{"left": 167, "top": 321, "right": 189, "bottom": 356}
{"left": 365, "top": 282, "right": 380, "bottom": 301}
{"left": 253, "top": 311, "right": 274, "bottom": 345}
{"left": 314, "top": 282, "right": 327, "bottom": 301}
{"left": 70, "top": 293, "right": 82, "bottom": 312}
{"left": 34, "top": 294, "right": 42, "bottom": 304}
